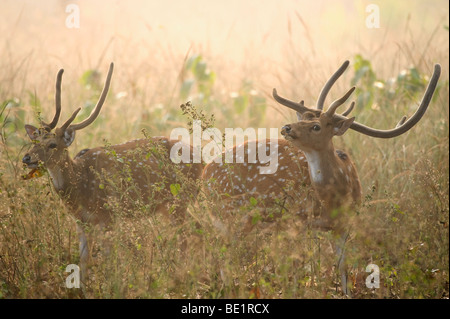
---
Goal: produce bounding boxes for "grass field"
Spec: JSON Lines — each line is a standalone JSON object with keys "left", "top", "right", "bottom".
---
{"left": 0, "top": 0, "right": 448, "bottom": 298}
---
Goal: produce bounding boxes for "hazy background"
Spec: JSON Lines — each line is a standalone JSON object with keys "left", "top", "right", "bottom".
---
{"left": 0, "top": 0, "right": 448, "bottom": 299}
{"left": 1, "top": 0, "right": 448, "bottom": 141}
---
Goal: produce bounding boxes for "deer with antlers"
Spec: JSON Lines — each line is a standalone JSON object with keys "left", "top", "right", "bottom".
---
{"left": 22, "top": 63, "right": 204, "bottom": 286}
{"left": 202, "top": 61, "right": 441, "bottom": 295}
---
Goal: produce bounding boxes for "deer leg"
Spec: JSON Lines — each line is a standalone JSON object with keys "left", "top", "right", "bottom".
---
{"left": 335, "top": 231, "right": 351, "bottom": 297}
{"left": 175, "top": 207, "right": 188, "bottom": 255}
{"left": 77, "top": 223, "right": 89, "bottom": 288}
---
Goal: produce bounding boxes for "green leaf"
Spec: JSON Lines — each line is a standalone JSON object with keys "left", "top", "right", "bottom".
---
{"left": 170, "top": 183, "right": 181, "bottom": 196}
{"left": 194, "top": 60, "right": 207, "bottom": 81}
{"left": 180, "top": 79, "right": 194, "bottom": 100}
{"left": 27, "top": 90, "right": 41, "bottom": 108}
{"left": 233, "top": 95, "right": 249, "bottom": 114}
{"left": 330, "top": 208, "right": 340, "bottom": 219}
{"left": 352, "top": 54, "right": 376, "bottom": 87}
{"left": 249, "top": 196, "right": 258, "bottom": 206}
{"left": 79, "top": 69, "right": 100, "bottom": 89}
{"left": 185, "top": 54, "right": 200, "bottom": 71}
{"left": 251, "top": 213, "right": 262, "bottom": 225}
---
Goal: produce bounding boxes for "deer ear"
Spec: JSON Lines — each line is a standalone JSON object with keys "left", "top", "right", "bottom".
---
{"left": 25, "top": 124, "right": 39, "bottom": 141}
{"left": 296, "top": 112, "right": 302, "bottom": 121}
{"left": 333, "top": 117, "right": 355, "bottom": 136}
{"left": 62, "top": 128, "right": 76, "bottom": 147}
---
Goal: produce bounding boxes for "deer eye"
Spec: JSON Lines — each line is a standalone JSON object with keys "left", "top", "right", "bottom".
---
{"left": 48, "top": 143, "right": 58, "bottom": 149}
{"left": 312, "top": 124, "right": 321, "bottom": 131}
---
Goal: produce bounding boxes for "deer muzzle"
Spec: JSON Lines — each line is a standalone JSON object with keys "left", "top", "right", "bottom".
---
{"left": 22, "top": 154, "right": 38, "bottom": 168}
{"left": 281, "top": 125, "right": 291, "bottom": 137}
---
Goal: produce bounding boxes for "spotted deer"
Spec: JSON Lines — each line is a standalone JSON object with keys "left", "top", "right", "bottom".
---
{"left": 202, "top": 61, "right": 441, "bottom": 295}
{"left": 22, "top": 63, "right": 204, "bottom": 285}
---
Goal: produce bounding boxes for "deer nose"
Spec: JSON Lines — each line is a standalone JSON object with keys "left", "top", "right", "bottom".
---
{"left": 281, "top": 125, "right": 291, "bottom": 136}
{"left": 22, "top": 154, "right": 31, "bottom": 164}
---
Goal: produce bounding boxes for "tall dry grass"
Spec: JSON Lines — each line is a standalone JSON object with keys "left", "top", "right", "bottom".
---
{"left": 0, "top": 0, "right": 448, "bottom": 298}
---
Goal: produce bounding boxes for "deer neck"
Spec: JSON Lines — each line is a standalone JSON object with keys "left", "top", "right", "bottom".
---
{"left": 46, "top": 150, "right": 78, "bottom": 193}
{"left": 303, "top": 143, "right": 353, "bottom": 204}
{"left": 304, "top": 147, "right": 338, "bottom": 185}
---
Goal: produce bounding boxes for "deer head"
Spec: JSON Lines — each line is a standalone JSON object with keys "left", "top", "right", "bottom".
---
{"left": 279, "top": 87, "right": 356, "bottom": 153}
{"left": 22, "top": 63, "right": 114, "bottom": 172}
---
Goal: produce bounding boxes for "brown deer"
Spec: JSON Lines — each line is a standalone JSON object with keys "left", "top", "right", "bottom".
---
{"left": 202, "top": 61, "right": 441, "bottom": 295}
{"left": 22, "top": 63, "right": 204, "bottom": 286}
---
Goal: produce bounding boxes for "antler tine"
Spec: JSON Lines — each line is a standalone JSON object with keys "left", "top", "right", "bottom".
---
{"left": 341, "top": 101, "right": 355, "bottom": 117}
{"left": 60, "top": 107, "right": 81, "bottom": 131}
{"left": 68, "top": 62, "right": 114, "bottom": 131}
{"left": 325, "top": 87, "right": 356, "bottom": 117}
{"left": 41, "top": 69, "right": 64, "bottom": 130}
{"left": 396, "top": 116, "right": 407, "bottom": 128}
{"left": 273, "top": 88, "right": 310, "bottom": 114}
{"left": 337, "top": 64, "right": 441, "bottom": 138}
{"left": 317, "top": 60, "right": 350, "bottom": 110}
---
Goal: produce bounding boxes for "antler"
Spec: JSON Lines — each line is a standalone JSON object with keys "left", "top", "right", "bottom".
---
{"left": 324, "top": 87, "right": 355, "bottom": 117}
{"left": 273, "top": 62, "right": 441, "bottom": 139}
{"left": 272, "top": 86, "right": 355, "bottom": 117}
{"left": 60, "top": 107, "right": 81, "bottom": 131}
{"left": 273, "top": 61, "right": 355, "bottom": 116}
{"left": 343, "top": 63, "right": 441, "bottom": 138}
{"left": 41, "top": 69, "right": 64, "bottom": 130}
{"left": 272, "top": 89, "right": 310, "bottom": 114}
{"left": 341, "top": 101, "right": 355, "bottom": 117}
{"left": 61, "top": 62, "right": 114, "bottom": 131}
{"left": 317, "top": 60, "right": 350, "bottom": 110}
